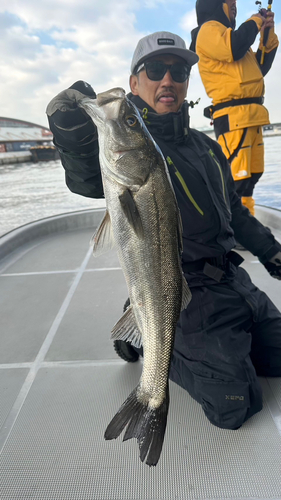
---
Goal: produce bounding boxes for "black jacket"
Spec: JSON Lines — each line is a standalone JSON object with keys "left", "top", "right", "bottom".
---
{"left": 57, "top": 94, "right": 280, "bottom": 265}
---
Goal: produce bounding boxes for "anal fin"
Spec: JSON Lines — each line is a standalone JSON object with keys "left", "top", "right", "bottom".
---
{"left": 111, "top": 305, "right": 142, "bottom": 348}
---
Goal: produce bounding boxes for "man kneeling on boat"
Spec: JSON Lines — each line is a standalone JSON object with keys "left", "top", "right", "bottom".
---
{"left": 46, "top": 30, "right": 281, "bottom": 431}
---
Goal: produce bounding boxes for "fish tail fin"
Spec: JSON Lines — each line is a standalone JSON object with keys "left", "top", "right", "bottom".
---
{"left": 104, "top": 384, "right": 169, "bottom": 466}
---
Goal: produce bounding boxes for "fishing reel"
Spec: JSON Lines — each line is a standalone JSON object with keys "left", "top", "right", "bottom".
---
{"left": 255, "top": 1, "right": 267, "bottom": 16}
{"left": 189, "top": 97, "right": 201, "bottom": 109}
{"left": 255, "top": 0, "right": 273, "bottom": 64}
{"left": 255, "top": 0, "right": 273, "bottom": 13}
{"left": 255, "top": 0, "right": 273, "bottom": 14}
{"left": 255, "top": 1, "right": 262, "bottom": 11}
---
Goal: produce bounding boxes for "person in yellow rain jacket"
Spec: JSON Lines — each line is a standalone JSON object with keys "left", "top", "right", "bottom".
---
{"left": 190, "top": 0, "right": 279, "bottom": 216}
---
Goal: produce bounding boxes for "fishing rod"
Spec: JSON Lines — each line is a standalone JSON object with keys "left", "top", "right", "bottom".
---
{"left": 255, "top": 0, "right": 274, "bottom": 64}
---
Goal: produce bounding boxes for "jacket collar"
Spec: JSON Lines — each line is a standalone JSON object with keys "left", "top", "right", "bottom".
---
{"left": 128, "top": 93, "right": 190, "bottom": 144}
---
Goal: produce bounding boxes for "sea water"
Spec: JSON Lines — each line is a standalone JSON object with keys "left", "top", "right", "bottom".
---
{"left": 0, "top": 136, "right": 280, "bottom": 237}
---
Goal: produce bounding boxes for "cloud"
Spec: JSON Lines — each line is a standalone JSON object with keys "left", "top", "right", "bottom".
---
{"left": 143, "top": 0, "right": 185, "bottom": 8}
{"left": 179, "top": 8, "right": 197, "bottom": 38}
{"left": 0, "top": 1, "right": 143, "bottom": 126}
{"left": 1, "top": 0, "right": 136, "bottom": 31}
{"left": 0, "top": 0, "right": 280, "bottom": 130}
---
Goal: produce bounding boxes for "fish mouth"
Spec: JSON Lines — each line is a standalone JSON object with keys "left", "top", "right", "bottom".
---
{"left": 97, "top": 88, "right": 125, "bottom": 108}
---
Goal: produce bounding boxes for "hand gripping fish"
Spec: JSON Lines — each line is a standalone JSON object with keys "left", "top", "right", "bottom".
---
{"left": 78, "top": 88, "right": 191, "bottom": 466}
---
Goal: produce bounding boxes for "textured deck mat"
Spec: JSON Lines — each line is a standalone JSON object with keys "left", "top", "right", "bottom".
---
{"left": 268, "top": 378, "right": 281, "bottom": 409}
{"left": 1, "top": 215, "right": 281, "bottom": 500}
{"left": 1, "top": 364, "right": 281, "bottom": 500}
{"left": 0, "top": 368, "right": 29, "bottom": 429}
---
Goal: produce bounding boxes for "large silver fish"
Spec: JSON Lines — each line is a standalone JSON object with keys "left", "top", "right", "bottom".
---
{"left": 78, "top": 88, "right": 191, "bottom": 466}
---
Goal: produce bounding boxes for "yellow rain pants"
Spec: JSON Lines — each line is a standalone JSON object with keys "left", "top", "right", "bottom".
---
{"left": 218, "top": 126, "right": 264, "bottom": 215}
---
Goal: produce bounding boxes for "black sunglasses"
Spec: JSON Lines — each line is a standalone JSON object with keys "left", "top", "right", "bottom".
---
{"left": 135, "top": 60, "right": 191, "bottom": 83}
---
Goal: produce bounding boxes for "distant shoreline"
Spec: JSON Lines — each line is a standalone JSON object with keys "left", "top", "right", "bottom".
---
{"left": 202, "top": 131, "right": 281, "bottom": 139}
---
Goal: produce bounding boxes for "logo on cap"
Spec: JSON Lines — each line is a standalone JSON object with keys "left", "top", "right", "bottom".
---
{"left": 157, "top": 38, "right": 175, "bottom": 46}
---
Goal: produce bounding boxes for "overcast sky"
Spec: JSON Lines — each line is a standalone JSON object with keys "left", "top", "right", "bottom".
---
{"left": 1, "top": 0, "right": 280, "bottom": 130}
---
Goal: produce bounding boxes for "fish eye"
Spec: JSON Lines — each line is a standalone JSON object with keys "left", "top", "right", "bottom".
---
{"left": 126, "top": 115, "right": 138, "bottom": 127}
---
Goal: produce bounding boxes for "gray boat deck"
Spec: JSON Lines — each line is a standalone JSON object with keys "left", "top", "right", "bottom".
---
{"left": 1, "top": 207, "right": 281, "bottom": 500}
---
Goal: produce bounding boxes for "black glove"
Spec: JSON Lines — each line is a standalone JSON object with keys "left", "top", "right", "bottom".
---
{"left": 263, "top": 251, "right": 281, "bottom": 280}
{"left": 46, "top": 80, "right": 98, "bottom": 154}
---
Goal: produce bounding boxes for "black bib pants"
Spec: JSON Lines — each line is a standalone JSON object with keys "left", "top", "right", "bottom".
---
{"left": 170, "top": 264, "right": 281, "bottom": 430}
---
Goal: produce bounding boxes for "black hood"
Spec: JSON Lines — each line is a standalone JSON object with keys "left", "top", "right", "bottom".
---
{"left": 196, "top": 0, "right": 232, "bottom": 27}
{"left": 190, "top": 0, "right": 234, "bottom": 52}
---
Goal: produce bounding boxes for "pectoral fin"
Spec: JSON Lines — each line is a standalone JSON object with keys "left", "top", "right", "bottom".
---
{"left": 90, "top": 210, "right": 115, "bottom": 256}
{"left": 119, "top": 189, "right": 144, "bottom": 239}
{"left": 111, "top": 305, "right": 142, "bottom": 348}
{"left": 181, "top": 276, "right": 192, "bottom": 311}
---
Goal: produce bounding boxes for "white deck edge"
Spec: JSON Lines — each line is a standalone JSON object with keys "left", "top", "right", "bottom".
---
{"left": 0, "top": 208, "right": 105, "bottom": 261}
{"left": 0, "top": 205, "right": 280, "bottom": 263}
